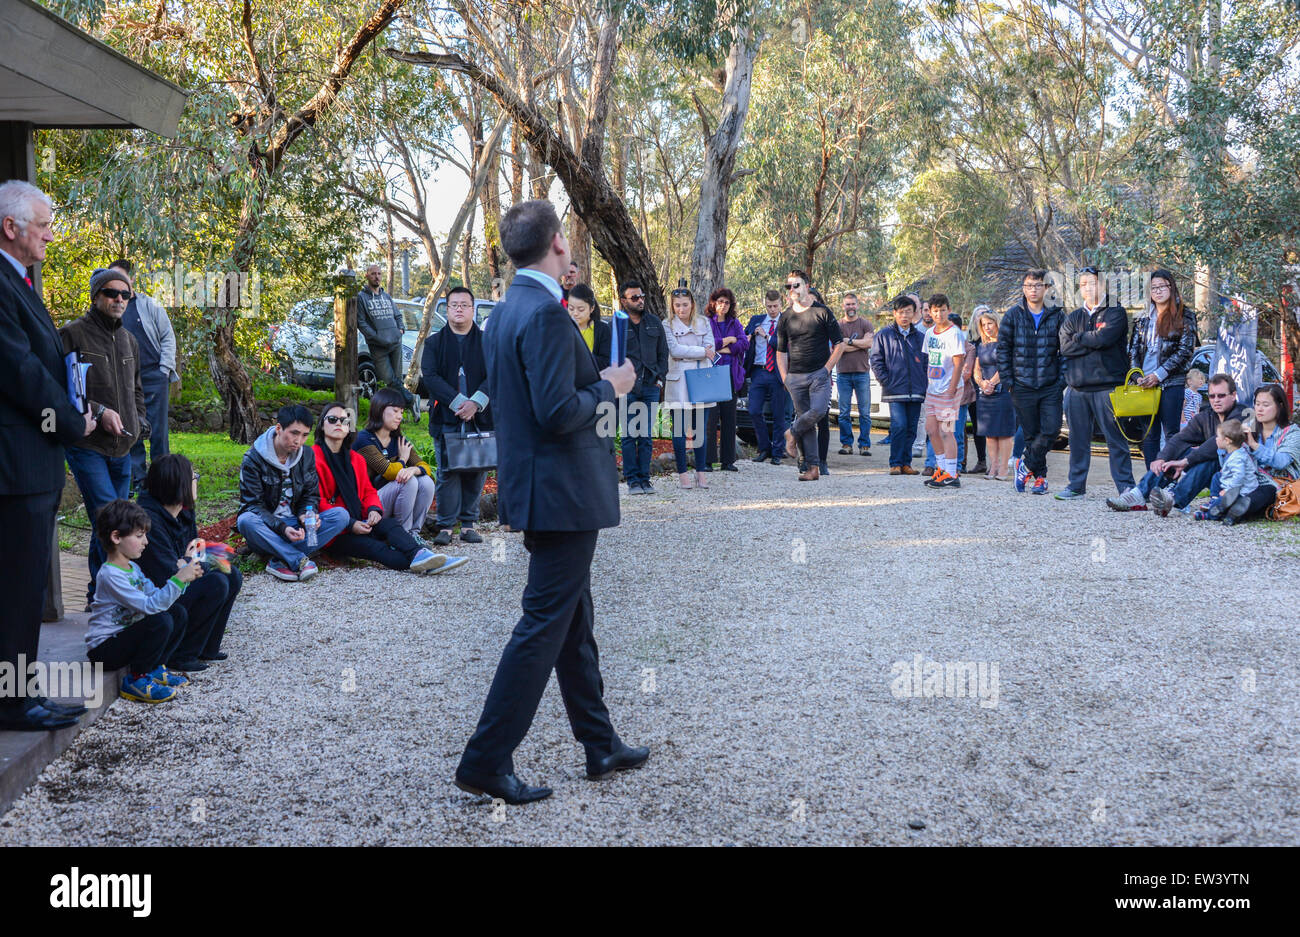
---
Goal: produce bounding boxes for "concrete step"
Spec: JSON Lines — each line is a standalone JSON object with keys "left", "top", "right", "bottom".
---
{"left": 0, "top": 613, "right": 123, "bottom": 816}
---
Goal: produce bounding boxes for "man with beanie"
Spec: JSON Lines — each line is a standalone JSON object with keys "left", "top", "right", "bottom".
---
{"left": 108, "top": 259, "right": 179, "bottom": 495}
{"left": 1056, "top": 267, "right": 1136, "bottom": 500}
{"left": 0, "top": 180, "right": 96, "bottom": 731}
{"left": 997, "top": 269, "right": 1066, "bottom": 494}
{"left": 61, "top": 266, "right": 150, "bottom": 609}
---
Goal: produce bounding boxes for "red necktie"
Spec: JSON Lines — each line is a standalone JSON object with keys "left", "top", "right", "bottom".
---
{"left": 24, "top": 275, "right": 33, "bottom": 290}
{"left": 765, "top": 317, "right": 776, "bottom": 372}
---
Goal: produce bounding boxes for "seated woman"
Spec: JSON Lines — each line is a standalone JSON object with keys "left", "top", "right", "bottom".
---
{"left": 136, "top": 453, "right": 242, "bottom": 669}
{"left": 314, "top": 402, "right": 467, "bottom": 574}
{"left": 1238, "top": 383, "right": 1300, "bottom": 521}
{"left": 353, "top": 387, "right": 436, "bottom": 541}
{"left": 567, "top": 283, "right": 611, "bottom": 369}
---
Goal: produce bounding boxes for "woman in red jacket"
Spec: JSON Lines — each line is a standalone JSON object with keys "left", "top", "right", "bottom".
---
{"left": 314, "top": 402, "right": 467, "bottom": 574}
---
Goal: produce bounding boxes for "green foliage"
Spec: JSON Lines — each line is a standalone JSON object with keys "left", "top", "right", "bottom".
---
{"left": 891, "top": 168, "right": 1010, "bottom": 307}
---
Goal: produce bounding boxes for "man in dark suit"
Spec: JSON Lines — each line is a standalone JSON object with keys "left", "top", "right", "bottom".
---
{"left": 0, "top": 180, "right": 96, "bottom": 731}
{"left": 744, "top": 289, "right": 789, "bottom": 464}
{"left": 454, "top": 200, "right": 647, "bottom": 805}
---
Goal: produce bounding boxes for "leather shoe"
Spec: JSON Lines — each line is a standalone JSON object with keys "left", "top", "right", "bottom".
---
{"left": 770, "top": 456, "right": 782, "bottom": 466}
{"left": 751, "top": 451, "right": 770, "bottom": 462}
{"left": 30, "top": 696, "right": 88, "bottom": 717}
{"left": 783, "top": 429, "right": 799, "bottom": 459}
{"left": 0, "top": 703, "right": 80, "bottom": 731}
{"left": 798, "top": 464, "right": 821, "bottom": 482}
{"left": 587, "top": 744, "right": 650, "bottom": 780}
{"left": 201, "top": 651, "right": 229, "bottom": 661}
{"left": 453, "top": 768, "right": 552, "bottom": 805}
{"left": 890, "top": 466, "right": 903, "bottom": 475}
{"left": 900, "top": 465, "right": 919, "bottom": 475}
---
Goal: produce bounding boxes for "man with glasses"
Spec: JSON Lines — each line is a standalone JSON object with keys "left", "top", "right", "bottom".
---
{"left": 60, "top": 267, "right": 151, "bottom": 609}
{"left": 618, "top": 280, "right": 669, "bottom": 493}
{"left": 997, "top": 269, "right": 1066, "bottom": 494}
{"left": 1107, "top": 372, "right": 1246, "bottom": 515}
{"left": 744, "top": 289, "right": 790, "bottom": 464}
{"left": 108, "top": 259, "right": 179, "bottom": 497}
{"left": 777, "top": 269, "right": 844, "bottom": 481}
{"left": 357, "top": 263, "right": 421, "bottom": 420}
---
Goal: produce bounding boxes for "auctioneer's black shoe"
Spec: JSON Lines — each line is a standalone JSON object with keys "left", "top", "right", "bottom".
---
{"left": 453, "top": 768, "right": 553, "bottom": 805}
{"left": 586, "top": 743, "right": 651, "bottom": 780}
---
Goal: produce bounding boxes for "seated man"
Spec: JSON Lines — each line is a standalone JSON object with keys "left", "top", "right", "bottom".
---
{"left": 235, "top": 404, "right": 349, "bottom": 581}
{"left": 1107, "top": 372, "right": 1245, "bottom": 516}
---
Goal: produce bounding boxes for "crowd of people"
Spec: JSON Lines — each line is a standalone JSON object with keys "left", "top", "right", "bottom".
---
{"left": 3, "top": 176, "right": 1298, "bottom": 733}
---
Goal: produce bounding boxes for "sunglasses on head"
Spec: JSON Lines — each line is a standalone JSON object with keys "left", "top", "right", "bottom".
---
{"left": 98, "top": 288, "right": 131, "bottom": 300}
{"left": 671, "top": 288, "right": 691, "bottom": 297}
{"left": 324, "top": 414, "right": 351, "bottom": 425}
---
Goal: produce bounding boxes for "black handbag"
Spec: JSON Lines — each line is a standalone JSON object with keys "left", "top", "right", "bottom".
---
{"left": 443, "top": 420, "right": 497, "bottom": 473}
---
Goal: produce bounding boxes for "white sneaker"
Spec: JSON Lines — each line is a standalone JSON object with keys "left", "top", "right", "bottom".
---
{"left": 1148, "top": 486, "right": 1174, "bottom": 517}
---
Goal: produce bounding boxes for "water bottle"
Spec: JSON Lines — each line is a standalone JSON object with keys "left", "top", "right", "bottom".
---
{"left": 304, "top": 506, "right": 317, "bottom": 549}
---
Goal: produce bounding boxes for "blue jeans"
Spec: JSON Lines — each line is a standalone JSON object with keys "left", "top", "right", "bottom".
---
{"left": 619, "top": 386, "right": 660, "bottom": 486}
{"left": 836, "top": 372, "right": 872, "bottom": 447}
{"left": 1136, "top": 459, "right": 1217, "bottom": 509}
{"left": 887, "top": 401, "right": 922, "bottom": 467}
{"left": 926, "top": 403, "right": 968, "bottom": 467}
{"left": 236, "top": 507, "right": 351, "bottom": 569}
{"left": 670, "top": 406, "right": 707, "bottom": 474}
{"left": 746, "top": 369, "right": 789, "bottom": 457}
{"left": 66, "top": 446, "right": 132, "bottom": 603}
{"left": 371, "top": 344, "right": 415, "bottom": 408}
{"left": 129, "top": 372, "right": 171, "bottom": 489}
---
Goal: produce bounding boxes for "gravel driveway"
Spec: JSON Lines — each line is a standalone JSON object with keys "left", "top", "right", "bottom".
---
{"left": 3, "top": 448, "right": 1297, "bottom": 846}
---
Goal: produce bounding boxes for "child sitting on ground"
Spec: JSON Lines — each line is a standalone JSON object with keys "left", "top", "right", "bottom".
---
{"left": 1193, "top": 419, "right": 1259, "bottom": 525}
{"left": 84, "top": 499, "right": 203, "bottom": 703}
{"left": 1182, "top": 369, "right": 1207, "bottom": 429}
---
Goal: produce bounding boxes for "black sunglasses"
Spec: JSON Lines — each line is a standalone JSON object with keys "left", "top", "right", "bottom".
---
{"left": 324, "top": 414, "right": 351, "bottom": 425}
{"left": 785, "top": 282, "right": 801, "bottom": 291}
{"left": 671, "top": 288, "right": 691, "bottom": 297}
{"left": 624, "top": 293, "right": 645, "bottom": 301}
{"left": 98, "top": 288, "right": 132, "bottom": 300}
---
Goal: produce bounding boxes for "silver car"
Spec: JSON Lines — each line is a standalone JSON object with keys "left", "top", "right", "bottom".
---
{"left": 270, "top": 296, "right": 494, "bottom": 398}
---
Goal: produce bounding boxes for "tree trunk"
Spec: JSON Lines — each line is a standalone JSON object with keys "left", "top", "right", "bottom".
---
{"left": 689, "top": 31, "right": 759, "bottom": 311}
{"left": 212, "top": 164, "right": 266, "bottom": 444}
{"left": 333, "top": 287, "right": 359, "bottom": 416}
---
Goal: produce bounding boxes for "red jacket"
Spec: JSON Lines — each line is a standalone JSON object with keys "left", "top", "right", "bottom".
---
{"left": 313, "top": 446, "right": 382, "bottom": 544}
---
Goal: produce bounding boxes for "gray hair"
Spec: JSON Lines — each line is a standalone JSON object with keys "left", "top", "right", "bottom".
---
{"left": 0, "top": 180, "right": 53, "bottom": 233}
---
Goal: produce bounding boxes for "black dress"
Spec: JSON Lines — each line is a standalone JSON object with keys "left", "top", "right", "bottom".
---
{"left": 975, "top": 341, "right": 1016, "bottom": 437}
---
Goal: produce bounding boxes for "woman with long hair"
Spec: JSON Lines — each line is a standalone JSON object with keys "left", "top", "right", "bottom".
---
{"left": 353, "top": 387, "right": 436, "bottom": 541}
{"left": 704, "top": 287, "right": 748, "bottom": 471}
{"left": 663, "top": 286, "right": 716, "bottom": 488}
{"left": 1231, "top": 383, "right": 1300, "bottom": 521}
{"left": 1128, "top": 269, "right": 1199, "bottom": 468}
{"left": 567, "top": 283, "right": 611, "bottom": 370}
{"left": 315, "top": 402, "right": 465, "bottom": 573}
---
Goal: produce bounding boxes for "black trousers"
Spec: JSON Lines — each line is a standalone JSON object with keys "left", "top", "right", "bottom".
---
{"left": 1010, "top": 384, "right": 1065, "bottom": 478}
{"left": 325, "top": 516, "right": 420, "bottom": 570}
{"left": 88, "top": 610, "right": 175, "bottom": 676}
{"left": 0, "top": 490, "right": 60, "bottom": 716}
{"left": 705, "top": 392, "right": 738, "bottom": 468}
{"left": 458, "top": 529, "right": 618, "bottom": 777}
{"left": 969, "top": 396, "right": 987, "bottom": 462}
{"left": 174, "top": 566, "right": 243, "bottom": 659}
{"left": 818, "top": 413, "right": 829, "bottom": 463}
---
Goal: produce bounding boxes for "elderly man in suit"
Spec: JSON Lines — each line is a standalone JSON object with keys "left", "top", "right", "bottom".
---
{"left": 0, "top": 180, "right": 96, "bottom": 731}
{"left": 454, "top": 200, "right": 647, "bottom": 805}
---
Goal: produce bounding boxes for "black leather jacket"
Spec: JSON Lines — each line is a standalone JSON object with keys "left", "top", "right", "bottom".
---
{"left": 237, "top": 428, "right": 320, "bottom": 536}
{"left": 1128, "top": 307, "right": 1198, "bottom": 386}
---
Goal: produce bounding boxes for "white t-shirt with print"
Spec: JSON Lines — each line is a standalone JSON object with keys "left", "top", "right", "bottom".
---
{"left": 924, "top": 325, "right": 965, "bottom": 396}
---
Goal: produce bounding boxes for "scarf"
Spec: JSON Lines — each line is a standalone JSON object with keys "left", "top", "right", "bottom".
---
{"left": 321, "top": 443, "right": 366, "bottom": 521}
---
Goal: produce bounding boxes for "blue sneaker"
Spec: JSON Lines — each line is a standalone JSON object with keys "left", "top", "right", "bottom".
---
{"left": 1032, "top": 476, "right": 1049, "bottom": 495}
{"left": 1054, "top": 488, "right": 1084, "bottom": 500}
{"left": 408, "top": 547, "right": 446, "bottom": 573}
{"left": 1014, "top": 458, "right": 1030, "bottom": 492}
{"left": 147, "top": 665, "right": 189, "bottom": 687}
{"left": 120, "top": 673, "right": 177, "bottom": 704}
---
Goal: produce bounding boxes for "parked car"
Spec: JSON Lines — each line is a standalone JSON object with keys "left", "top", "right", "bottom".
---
{"left": 270, "top": 296, "right": 494, "bottom": 398}
{"left": 737, "top": 367, "right": 888, "bottom": 446}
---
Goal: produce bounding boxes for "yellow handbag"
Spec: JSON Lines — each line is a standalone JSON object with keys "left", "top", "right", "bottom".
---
{"left": 1109, "top": 368, "right": 1162, "bottom": 444}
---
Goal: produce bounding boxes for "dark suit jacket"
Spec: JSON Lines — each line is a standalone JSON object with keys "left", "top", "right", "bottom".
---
{"left": 743, "top": 313, "right": 780, "bottom": 375}
{"left": 0, "top": 260, "right": 86, "bottom": 496}
{"left": 483, "top": 275, "right": 619, "bottom": 532}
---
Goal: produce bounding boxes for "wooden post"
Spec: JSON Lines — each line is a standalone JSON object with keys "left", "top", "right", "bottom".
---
{"left": 332, "top": 270, "right": 360, "bottom": 418}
